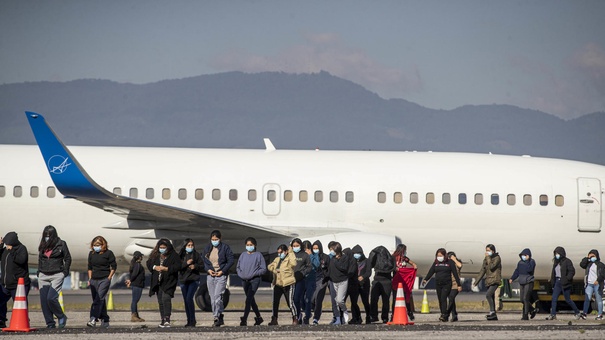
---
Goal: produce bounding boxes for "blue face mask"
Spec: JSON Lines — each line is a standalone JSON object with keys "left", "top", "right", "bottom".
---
{"left": 555, "top": 254, "right": 561, "bottom": 260}
{"left": 521, "top": 255, "right": 528, "bottom": 261}
{"left": 44, "top": 237, "right": 50, "bottom": 242}
{"left": 313, "top": 249, "right": 319, "bottom": 254}
{"left": 293, "top": 247, "right": 301, "bottom": 253}
{"left": 590, "top": 257, "right": 597, "bottom": 263}
{"left": 159, "top": 248, "right": 166, "bottom": 254}
{"left": 487, "top": 251, "right": 493, "bottom": 257}
{"left": 329, "top": 250, "right": 336, "bottom": 257}
{"left": 279, "top": 253, "right": 286, "bottom": 260}
{"left": 211, "top": 240, "right": 220, "bottom": 247}
{"left": 353, "top": 253, "right": 361, "bottom": 260}
{"left": 246, "top": 245, "right": 255, "bottom": 252}
{"left": 185, "top": 247, "right": 193, "bottom": 253}
{"left": 93, "top": 246, "right": 101, "bottom": 253}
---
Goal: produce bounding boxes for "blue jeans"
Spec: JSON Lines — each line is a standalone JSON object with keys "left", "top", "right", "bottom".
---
{"left": 584, "top": 283, "right": 603, "bottom": 315}
{"left": 130, "top": 286, "right": 143, "bottom": 314}
{"left": 551, "top": 278, "right": 579, "bottom": 315}
{"left": 303, "top": 276, "right": 316, "bottom": 320}
{"left": 180, "top": 281, "right": 199, "bottom": 325}
{"left": 242, "top": 276, "right": 261, "bottom": 320}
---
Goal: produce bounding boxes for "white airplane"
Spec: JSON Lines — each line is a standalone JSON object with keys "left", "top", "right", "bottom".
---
{"left": 1, "top": 112, "right": 604, "bottom": 285}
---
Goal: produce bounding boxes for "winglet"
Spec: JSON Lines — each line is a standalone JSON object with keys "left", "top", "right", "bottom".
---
{"left": 25, "top": 112, "right": 112, "bottom": 199}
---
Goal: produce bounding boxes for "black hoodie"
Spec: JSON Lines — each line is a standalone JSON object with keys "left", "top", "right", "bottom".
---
{"left": 352, "top": 245, "right": 371, "bottom": 285}
{"left": 551, "top": 246, "right": 575, "bottom": 288}
{"left": 312, "top": 240, "right": 330, "bottom": 280}
{"left": 579, "top": 249, "right": 605, "bottom": 293}
{"left": 0, "top": 232, "right": 31, "bottom": 289}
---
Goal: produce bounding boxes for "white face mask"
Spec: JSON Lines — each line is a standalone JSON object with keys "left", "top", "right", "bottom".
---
{"left": 437, "top": 256, "right": 445, "bottom": 262}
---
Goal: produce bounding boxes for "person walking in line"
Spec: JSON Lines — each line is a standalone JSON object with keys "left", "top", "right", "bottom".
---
{"left": 268, "top": 244, "right": 297, "bottom": 326}
{"left": 291, "top": 238, "right": 312, "bottom": 324}
{"left": 301, "top": 240, "right": 317, "bottom": 324}
{"left": 0, "top": 232, "right": 31, "bottom": 329}
{"left": 349, "top": 244, "right": 371, "bottom": 324}
{"left": 422, "top": 248, "right": 461, "bottom": 322}
{"left": 86, "top": 236, "right": 116, "bottom": 328}
{"left": 326, "top": 242, "right": 350, "bottom": 325}
{"left": 545, "top": 246, "right": 582, "bottom": 320}
{"left": 509, "top": 248, "right": 536, "bottom": 320}
{"left": 37, "top": 225, "right": 71, "bottom": 328}
{"left": 391, "top": 244, "right": 418, "bottom": 321}
{"left": 447, "top": 251, "right": 463, "bottom": 322}
{"left": 236, "top": 237, "right": 267, "bottom": 326}
{"left": 473, "top": 244, "right": 501, "bottom": 321}
{"left": 178, "top": 238, "right": 204, "bottom": 327}
{"left": 125, "top": 251, "right": 145, "bottom": 322}
{"left": 367, "top": 245, "right": 395, "bottom": 324}
{"left": 579, "top": 249, "right": 605, "bottom": 320}
{"left": 202, "top": 230, "right": 234, "bottom": 327}
{"left": 310, "top": 240, "right": 331, "bottom": 325}
{"left": 147, "top": 238, "right": 180, "bottom": 328}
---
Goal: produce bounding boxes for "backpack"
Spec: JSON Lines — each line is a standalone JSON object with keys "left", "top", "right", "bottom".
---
{"left": 370, "top": 245, "right": 395, "bottom": 273}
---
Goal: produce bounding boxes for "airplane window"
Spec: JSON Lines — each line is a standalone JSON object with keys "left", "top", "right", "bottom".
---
{"left": 267, "top": 190, "right": 276, "bottom": 202}
{"left": 315, "top": 191, "right": 323, "bottom": 202}
{"left": 47, "top": 186, "right": 56, "bottom": 198}
{"left": 475, "top": 193, "right": 483, "bottom": 205}
{"left": 410, "top": 192, "right": 418, "bottom": 204}
{"left": 442, "top": 193, "right": 451, "bottom": 204}
{"left": 394, "top": 192, "right": 403, "bottom": 204}
{"left": 0, "top": 185, "right": 4, "bottom": 197}
{"left": 555, "top": 195, "right": 564, "bottom": 207}
{"left": 146, "top": 188, "right": 154, "bottom": 199}
{"left": 248, "top": 189, "right": 256, "bottom": 201}
{"left": 346, "top": 191, "right": 354, "bottom": 203}
{"left": 507, "top": 194, "right": 516, "bottom": 206}
{"left": 13, "top": 186, "right": 22, "bottom": 198}
{"left": 378, "top": 192, "right": 386, "bottom": 203}
{"left": 163, "top": 188, "right": 171, "bottom": 200}
{"left": 458, "top": 193, "right": 467, "bottom": 204}
{"left": 30, "top": 186, "right": 39, "bottom": 198}
{"left": 212, "top": 189, "right": 220, "bottom": 201}
{"left": 195, "top": 189, "right": 204, "bottom": 200}
{"left": 179, "top": 188, "right": 187, "bottom": 200}
{"left": 229, "top": 189, "right": 237, "bottom": 201}
{"left": 491, "top": 194, "right": 499, "bottom": 205}
{"left": 113, "top": 187, "right": 122, "bottom": 195}
{"left": 426, "top": 193, "right": 435, "bottom": 204}
{"left": 129, "top": 188, "right": 138, "bottom": 198}
{"left": 299, "top": 190, "right": 308, "bottom": 202}
{"left": 330, "top": 191, "right": 338, "bottom": 203}
{"left": 284, "top": 190, "right": 293, "bottom": 202}
{"left": 539, "top": 194, "right": 548, "bottom": 206}
{"left": 523, "top": 194, "right": 532, "bottom": 206}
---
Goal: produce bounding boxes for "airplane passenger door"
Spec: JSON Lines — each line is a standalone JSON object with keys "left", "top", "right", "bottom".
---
{"left": 262, "top": 183, "right": 281, "bottom": 216}
{"left": 577, "top": 178, "right": 602, "bottom": 232}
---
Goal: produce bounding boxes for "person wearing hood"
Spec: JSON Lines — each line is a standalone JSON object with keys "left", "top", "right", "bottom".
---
{"left": 326, "top": 242, "right": 350, "bottom": 325}
{"left": 311, "top": 240, "right": 331, "bottom": 325}
{"left": 125, "top": 251, "right": 145, "bottom": 322}
{"left": 546, "top": 246, "right": 581, "bottom": 320}
{"left": 147, "top": 238, "right": 180, "bottom": 328}
{"left": 579, "top": 249, "right": 605, "bottom": 320}
{"left": 86, "top": 236, "right": 117, "bottom": 328}
{"left": 422, "top": 248, "right": 461, "bottom": 322}
{"left": 368, "top": 245, "right": 395, "bottom": 323}
{"left": 349, "top": 244, "right": 371, "bottom": 324}
{"left": 0, "top": 232, "right": 31, "bottom": 329}
{"left": 178, "top": 238, "right": 204, "bottom": 327}
{"left": 291, "top": 238, "right": 312, "bottom": 324}
{"left": 202, "top": 230, "right": 234, "bottom": 327}
{"left": 509, "top": 248, "right": 536, "bottom": 320}
{"left": 473, "top": 244, "right": 501, "bottom": 321}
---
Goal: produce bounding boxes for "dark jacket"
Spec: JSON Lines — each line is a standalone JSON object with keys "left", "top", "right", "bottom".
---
{"left": 367, "top": 245, "right": 395, "bottom": 276}
{"left": 343, "top": 248, "right": 359, "bottom": 288}
{"left": 312, "top": 240, "right": 330, "bottom": 281}
{"left": 550, "top": 246, "right": 575, "bottom": 289}
{"left": 327, "top": 254, "right": 351, "bottom": 283}
{"left": 579, "top": 249, "right": 605, "bottom": 293}
{"left": 424, "top": 259, "right": 461, "bottom": 286}
{"left": 147, "top": 251, "right": 180, "bottom": 297}
{"left": 292, "top": 250, "right": 312, "bottom": 282}
{"left": 87, "top": 250, "right": 117, "bottom": 280}
{"left": 0, "top": 232, "right": 30, "bottom": 290}
{"left": 38, "top": 239, "right": 72, "bottom": 277}
{"left": 476, "top": 253, "right": 502, "bottom": 286}
{"left": 510, "top": 248, "right": 536, "bottom": 285}
{"left": 202, "top": 242, "right": 234, "bottom": 273}
{"left": 352, "top": 244, "right": 371, "bottom": 287}
{"left": 129, "top": 261, "right": 145, "bottom": 288}
{"left": 178, "top": 250, "right": 205, "bottom": 283}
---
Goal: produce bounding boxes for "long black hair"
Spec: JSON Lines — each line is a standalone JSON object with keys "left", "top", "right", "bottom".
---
{"left": 38, "top": 225, "right": 60, "bottom": 252}
{"left": 149, "top": 238, "right": 174, "bottom": 260}
{"left": 178, "top": 238, "right": 196, "bottom": 258}
{"left": 129, "top": 251, "right": 143, "bottom": 272}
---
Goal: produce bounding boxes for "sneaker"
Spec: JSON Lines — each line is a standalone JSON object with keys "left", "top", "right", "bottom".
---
{"left": 159, "top": 320, "right": 170, "bottom": 328}
{"left": 530, "top": 308, "right": 537, "bottom": 319}
{"left": 254, "top": 316, "right": 264, "bottom": 326}
{"left": 58, "top": 315, "right": 67, "bottom": 328}
{"left": 312, "top": 319, "right": 319, "bottom": 325}
{"left": 330, "top": 317, "right": 342, "bottom": 325}
{"left": 86, "top": 317, "right": 96, "bottom": 327}
{"left": 343, "top": 312, "right": 349, "bottom": 324}
{"left": 100, "top": 320, "right": 110, "bottom": 328}
{"left": 268, "top": 316, "right": 278, "bottom": 326}
{"left": 213, "top": 318, "right": 221, "bottom": 327}
{"left": 545, "top": 315, "right": 556, "bottom": 320}
{"left": 46, "top": 324, "right": 56, "bottom": 328}
{"left": 575, "top": 313, "right": 585, "bottom": 320}
{"left": 486, "top": 313, "right": 498, "bottom": 321}
{"left": 408, "top": 312, "right": 415, "bottom": 321}
{"left": 450, "top": 315, "right": 458, "bottom": 322}
{"left": 596, "top": 315, "right": 603, "bottom": 320}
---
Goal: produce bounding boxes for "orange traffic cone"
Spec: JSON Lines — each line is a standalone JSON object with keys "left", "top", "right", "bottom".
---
{"left": 2, "top": 277, "right": 35, "bottom": 332}
{"left": 387, "top": 282, "right": 414, "bottom": 325}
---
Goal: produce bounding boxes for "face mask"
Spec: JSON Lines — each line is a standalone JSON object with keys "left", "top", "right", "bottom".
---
{"left": 93, "top": 246, "right": 101, "bottom": 253}
{"left": 521, "top": 255, "right": 528, "bottom": 261}
{"left": 590, "top": 257, "right": 597, "bottom": 263}
{"left": 185, "top": 247, "right": 193, "bottom": 253}
{"left": 246, "top": 245, "right": 255, "bottom": 252}
{"left": 555, "top": 254, "right": 561, "bottom": 260}
{"left": 279, "top": 253, "right": 286, "bottom": 260}
{"left": 211, "top": 240, "right": 220, "bottom": 247}
{"left": 404, "top": 252, "right": 407, "bottom": 257}
{"left": 159, "top": 248, "right": 166, "bottom": 254}
{"left": 329, "top": 250, "right": 336, "bottom": 257}
{"left": 313, "top": 249, "right": 319, "bottom": 254}
{"left": 487, "top": 251, "right": 493, "bottom": 257}
{"left": 437, "top": 256, "right": 445, "bottom": 262}
{"left": 44, "top": 237, "right": 50, "bottom": 242}
{"left": 293, "top": 247, "right": 301, "bottom": 253}
{"left": 353, "top": 253, "right": 361, "bottom": 260}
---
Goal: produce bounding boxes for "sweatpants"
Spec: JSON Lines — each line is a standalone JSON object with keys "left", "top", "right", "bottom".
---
{"left": 370, "top": 276, "right": 392, "bottom": 322}
{"left": 272, "top": 284, "right": 296, "bottom": 319}
{"left": 436, "top": 282, "right": 452, "bottom": 316}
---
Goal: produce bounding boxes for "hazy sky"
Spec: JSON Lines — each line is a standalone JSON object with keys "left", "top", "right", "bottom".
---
{"left": 1, "top": 1, "right": 604, "bottom": 119}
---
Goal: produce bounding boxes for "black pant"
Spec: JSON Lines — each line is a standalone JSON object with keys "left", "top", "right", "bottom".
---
{"left": 370, "top": 276, "right": 392, "bottom": 322}
{"left": 520, "top": 283, "right": 534, "bottom": 316}
{"left": 242, "top": 277, "right": 261, "bottom": 320}
{"left": 350, "top": 280, "right": 370, "bottom": 322}
{"left": 447, "top": 288, "right": 458, "bottom": 317}
{"left": 486, "top": 284, "right": 499, "bottom": 313}
{"left": 157, "top": 288, "right": 172, "bottom": 320}
{"left": 436, "top": 282, "right": 452, "bottom": 316}
{"left": 272, "top": 284, "right": 295, "bottom": 318}
{"left": 312, "top": 278, "right": 328, "bottom": 321}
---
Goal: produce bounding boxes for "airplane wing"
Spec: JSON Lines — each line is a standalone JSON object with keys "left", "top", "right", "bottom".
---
{"left": 25, "top": 111, "right": 293, "bottom": 239}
